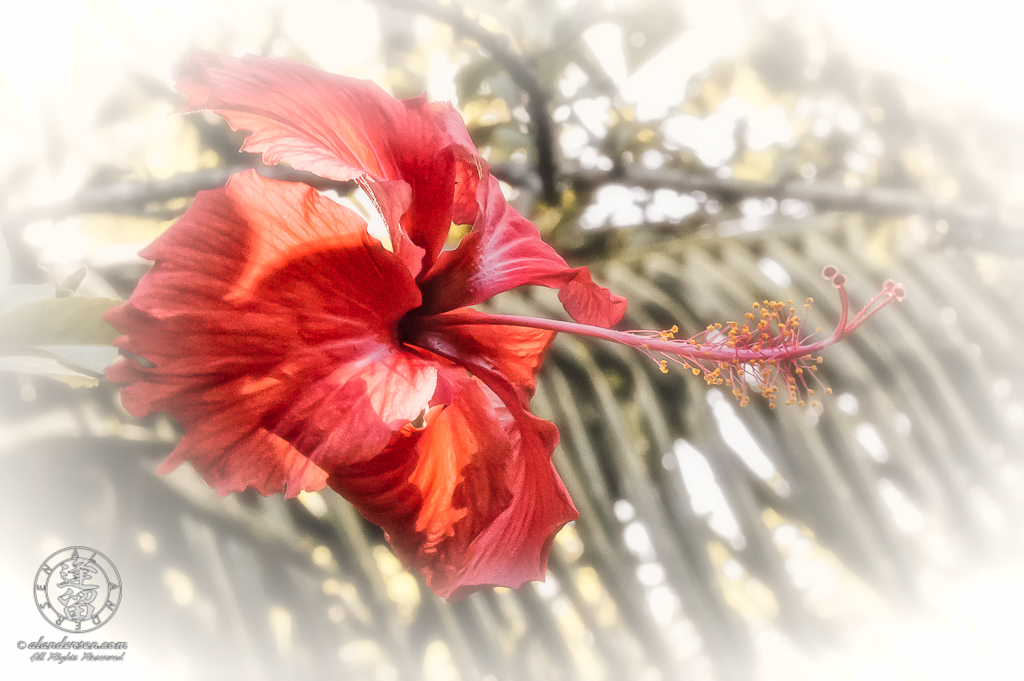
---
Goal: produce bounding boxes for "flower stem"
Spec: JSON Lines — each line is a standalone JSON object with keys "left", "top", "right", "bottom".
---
{"left": 432, "top": 309, "right": 835, "bottom": 363}
{"left": 426, "top": 266, "right": 905, "bottom": 407}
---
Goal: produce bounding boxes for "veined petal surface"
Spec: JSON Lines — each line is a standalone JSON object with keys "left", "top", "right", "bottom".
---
{"left": 106, "top": 172, "right": 431, "bottom": 494}
{"left": 419, "top": 175, "right": 627, "bottom": 328}
{"left": 400, "top": 320, "right": 576, "bottom": 598}
{"left": 176, "top": 54, "right": 480, "bottom": 275}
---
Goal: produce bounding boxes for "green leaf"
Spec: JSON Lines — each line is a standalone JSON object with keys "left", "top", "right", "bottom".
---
{"left": 59, "top": 266, "right": 89, "bottom": 296}
{"left": 0, "top": 297, "right": 121, "bottom": 347}
{"left": 49, "top": 374, "right": 101, "bottom": 388}
{"left": 0, "top": 354, "right": 100, "bottom": 387}
{"left": 38, "top": 265, "right": 89, "bottom": 298}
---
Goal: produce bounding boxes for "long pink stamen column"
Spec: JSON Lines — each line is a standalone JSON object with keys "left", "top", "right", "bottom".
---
{"left": 425, "top": 266, "right": 906, "bottom": 408}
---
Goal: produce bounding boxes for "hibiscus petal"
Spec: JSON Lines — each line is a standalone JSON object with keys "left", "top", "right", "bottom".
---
{"left": 109, "top": 344, "right": 328, "bottom": 497}
{"left": 219, "top": 169, "right": 400, "bottom": 301}
{"left": 105, "top": 171, "right": 434, "bottom": 495}
{"left": 426, "top": 99, "right": 489, "bottom": 225}
{"left": 175, "top": 53, "right": 480, "bottom": 275}
{"left": 443, "top": 390, "right": 572, "bottom": 602}
{"left": 418, "top": 175, "right": 627, "bottom": 327}
{"left": 357, "top": 319, "right": 575, "bottom": 599}
{"left": 326, "top": 366, "right": 576, "bottom": 600}
{"left": 408, "top": 308, "right": 554, "bottom": 407}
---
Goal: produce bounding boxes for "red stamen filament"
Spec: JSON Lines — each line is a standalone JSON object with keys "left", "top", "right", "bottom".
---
{"left": 426, "top": 266, "right": 905, "bottom": 407}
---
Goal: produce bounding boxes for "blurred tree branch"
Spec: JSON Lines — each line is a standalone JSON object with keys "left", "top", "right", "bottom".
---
{"left": 567, "top": 165, "right": 1012, "bottom": 232}
{"left": 377, "top": 0, "right": 561, "bottom": 205}
{"left": 0, "top": 166, "right": 352, "bottom": 228}
{"left": 2, "top": 163, "right": 1017, "bottom": 249}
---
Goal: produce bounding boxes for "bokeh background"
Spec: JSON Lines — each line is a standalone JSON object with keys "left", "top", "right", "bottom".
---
{"left": 2, "top": 1, "right": 1024, "bottom": 679}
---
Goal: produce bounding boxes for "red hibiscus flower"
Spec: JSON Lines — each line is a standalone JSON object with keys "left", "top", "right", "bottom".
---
{"left": 105, "top": 54, "right": 903, "bottom": 599}
{"left": 106, "top": 54, "right": 625, "bottom": 599}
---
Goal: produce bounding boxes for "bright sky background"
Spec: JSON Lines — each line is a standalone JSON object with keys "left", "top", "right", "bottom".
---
{"left": 814, "top": 0, "right": 1024, "bottom": 117}
{"left": 2, "top": 0, "right": 1024, "bottom": 121}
